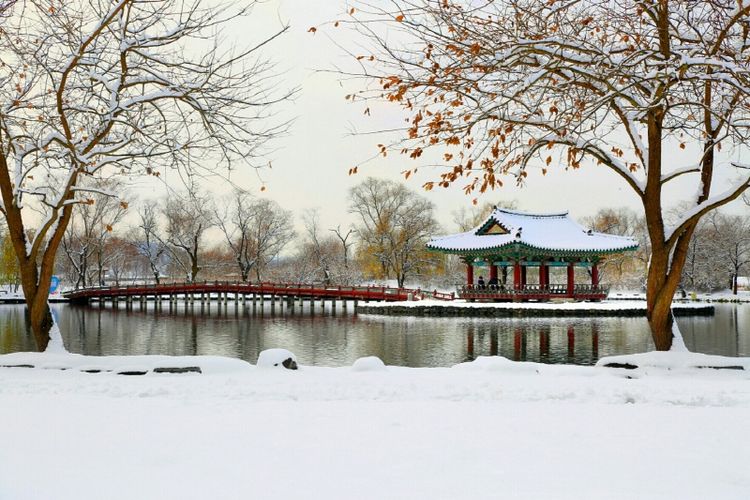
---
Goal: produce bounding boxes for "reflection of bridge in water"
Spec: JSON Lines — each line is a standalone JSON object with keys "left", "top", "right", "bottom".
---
{"left": 64, "top": 281, "right": 455, "bottom": 306}
{"left": 466, "top": 323, "right": 600, "bottom": 364}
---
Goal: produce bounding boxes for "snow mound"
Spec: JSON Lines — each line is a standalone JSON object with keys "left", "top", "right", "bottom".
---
{"left": 597, "top": 351, "right": 750, "bottom": 372}
{"left": 352, "top": 356, "right": 387, "bottom": 372}
{"left": 452, "top": 356, "right": 540, "bottom": 374}
{"left": 256, "top": 349, "right": 298, "bottom": 370}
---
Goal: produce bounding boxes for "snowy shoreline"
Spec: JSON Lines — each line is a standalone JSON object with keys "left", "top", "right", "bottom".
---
{"left": 357, "top": 299, "right": 714, "bottom": 317}
{"left": 1, "top": 350, "right": 749, "bottom": 500}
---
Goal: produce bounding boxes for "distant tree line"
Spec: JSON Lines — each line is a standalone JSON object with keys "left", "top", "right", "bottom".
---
{"left": 582, "top": 207, "right": 750, "bottom": 295}
{"left": 0, "top": 177, "right": 748, "bottom": 294}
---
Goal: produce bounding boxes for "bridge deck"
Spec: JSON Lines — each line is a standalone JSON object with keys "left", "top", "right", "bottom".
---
{"left": 63, "top": 281, "right": 455, "bottom": 303}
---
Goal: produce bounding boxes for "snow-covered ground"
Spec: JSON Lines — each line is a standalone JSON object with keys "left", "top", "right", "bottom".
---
{"left": 0, "top": 284, "right": 66, "bottom": 302}
{"left": 1, "top": 351, "right": 749, "bottom": 500}
{"left": 610, "top": 289, "right": 750, "bottom": 302}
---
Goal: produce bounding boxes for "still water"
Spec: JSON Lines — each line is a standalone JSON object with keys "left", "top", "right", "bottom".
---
{"left": 0, "top": 302, "right": 748, "bottom": 367}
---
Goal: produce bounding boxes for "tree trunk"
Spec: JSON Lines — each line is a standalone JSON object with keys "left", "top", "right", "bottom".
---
{"left": 190, "top": 253, "right": 199, "bottom": 282}
{"left": 647, "top": 292, "right": 674, "bottom": 351}
{"left": 26, "top": 298, "right": 54, "bottom": 352}
{"left": 18, "top": 263, "right": 57, "bottom": 351}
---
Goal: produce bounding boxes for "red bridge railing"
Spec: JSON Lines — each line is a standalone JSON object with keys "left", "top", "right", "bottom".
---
{"left": 63, "top": 281, "right": 456, "bottom": 303}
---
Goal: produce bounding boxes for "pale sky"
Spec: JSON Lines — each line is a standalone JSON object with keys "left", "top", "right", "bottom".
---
{"left": 153, "top": 0, "right": 749, "bottom": 236}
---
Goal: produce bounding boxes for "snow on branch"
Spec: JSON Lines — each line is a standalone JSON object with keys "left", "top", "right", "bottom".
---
{"left": 666, "top": 173, "right": 750, "bottom": 245}
{"left": 661, "top": 165, "right": 701, "bottom": 185}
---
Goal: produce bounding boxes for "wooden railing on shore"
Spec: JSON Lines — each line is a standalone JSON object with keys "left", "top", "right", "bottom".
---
{"left": 457, "top": 283, "right": 609, "bottom": 301}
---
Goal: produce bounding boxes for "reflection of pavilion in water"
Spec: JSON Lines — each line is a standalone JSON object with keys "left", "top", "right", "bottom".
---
{"left": 465, "top": 323, "right": 600, "bottom": 364}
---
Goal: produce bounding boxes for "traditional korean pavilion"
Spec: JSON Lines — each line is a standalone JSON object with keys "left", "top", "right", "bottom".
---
{"left": 427, "top": 208, "right": 638, "bottom": 301}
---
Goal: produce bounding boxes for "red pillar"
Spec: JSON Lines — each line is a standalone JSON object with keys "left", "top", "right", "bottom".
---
{"left": 513, "top": 261, "right": 521, "bottom": 290}
{"left": 466, "top": 262, "right": 474, "bottom": 286}
{"left": 545, "top": 266, "right": 551, "bottom": 288}
{"left": 489, "top": 264, "right": 498, "bottom": 283}
{"left": 539, "top": 262, "right": 547, "bottom": 288}
{"left": 591, "top": 263, "right": 599, "bottom": 288}
{"left": 567, "top": 262, "right": 575, "bottom": 297}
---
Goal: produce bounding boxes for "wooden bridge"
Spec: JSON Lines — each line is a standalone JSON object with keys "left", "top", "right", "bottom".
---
{"left": 63, "top": 281, "right": 455, "bottom": 304}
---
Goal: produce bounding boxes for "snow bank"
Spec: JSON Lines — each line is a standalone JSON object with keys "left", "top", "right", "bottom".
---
{"left": 256, "top": 348, "right": 298, "bottom": 370}
{"left": 453, "top": 355, "right": 541, "bottom": 374}
{"left": 0, "top": 351, "right": 251, "bottom": 375}
{"left": 352, "top": 356, "right": 387, "bottom": 372}
{"left": 598, "top": 351, "right": 750, "bottom": 372}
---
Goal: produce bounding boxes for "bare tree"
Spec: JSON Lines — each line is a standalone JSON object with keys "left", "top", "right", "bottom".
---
{"left": 61, "top": 181, "right": 128, "bottom": 288}
{"left": 131, "top": 201, "right": 167, "bottom": 284}
{"left": 330, "top": 225, "right": 356, "bottom": 270}
{"left": 302, "top": 209, "right": 334, "bottom": 284}
{"left": 216, "top": 191, "right": 295, "bottom": 282}
{"left": 348, "top": 0, "right": 750, "bottom": 349}
{"left": 0, "top": 0, "right": 293, "bottom": 350}
{"left": 248, "top": 199, "right": 295, "bottom": 281}
{"left": 583, "top": 208, "right": 649, "bottom": 290}
{"left": 349, "top": 177, "right": 439, "bottom": 287}
{"left": 704, "top": 211, "right": 750, "bottom": 294}
{"left": 215, "top": 190, "right": 259, "bottom": 282}
{"left": 104, "top": 236, "right": 142, "bottom": 286}
{"left": 163, "top": 189, "right": 213, "bottom": 282}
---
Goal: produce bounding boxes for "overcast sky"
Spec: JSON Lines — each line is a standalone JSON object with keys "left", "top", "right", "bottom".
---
{"left": 152, "top": 0, "right": 749, "bottom": 236}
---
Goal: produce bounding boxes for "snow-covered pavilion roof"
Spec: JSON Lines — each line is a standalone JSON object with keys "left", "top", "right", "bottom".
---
{"left": 427, "top": 208, "right": 638, "bottom": 257}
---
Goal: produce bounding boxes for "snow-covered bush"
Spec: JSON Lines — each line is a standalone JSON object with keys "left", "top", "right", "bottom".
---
{"left": 257, "top": 349, "right": 298, "bottom": 370}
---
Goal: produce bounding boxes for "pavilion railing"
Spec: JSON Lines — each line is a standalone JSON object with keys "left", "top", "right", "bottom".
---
{"left": 456, "top": 283, "right": 609, "bottom": 300}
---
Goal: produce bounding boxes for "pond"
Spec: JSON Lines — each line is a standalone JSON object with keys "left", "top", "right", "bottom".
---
{"left": 0, "top": 302, "right": 748, "bottom": 367}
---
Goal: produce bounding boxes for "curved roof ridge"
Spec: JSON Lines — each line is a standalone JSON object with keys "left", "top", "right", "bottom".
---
{"left": 494, "top": 208, "right": 569, "bottom": 218}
